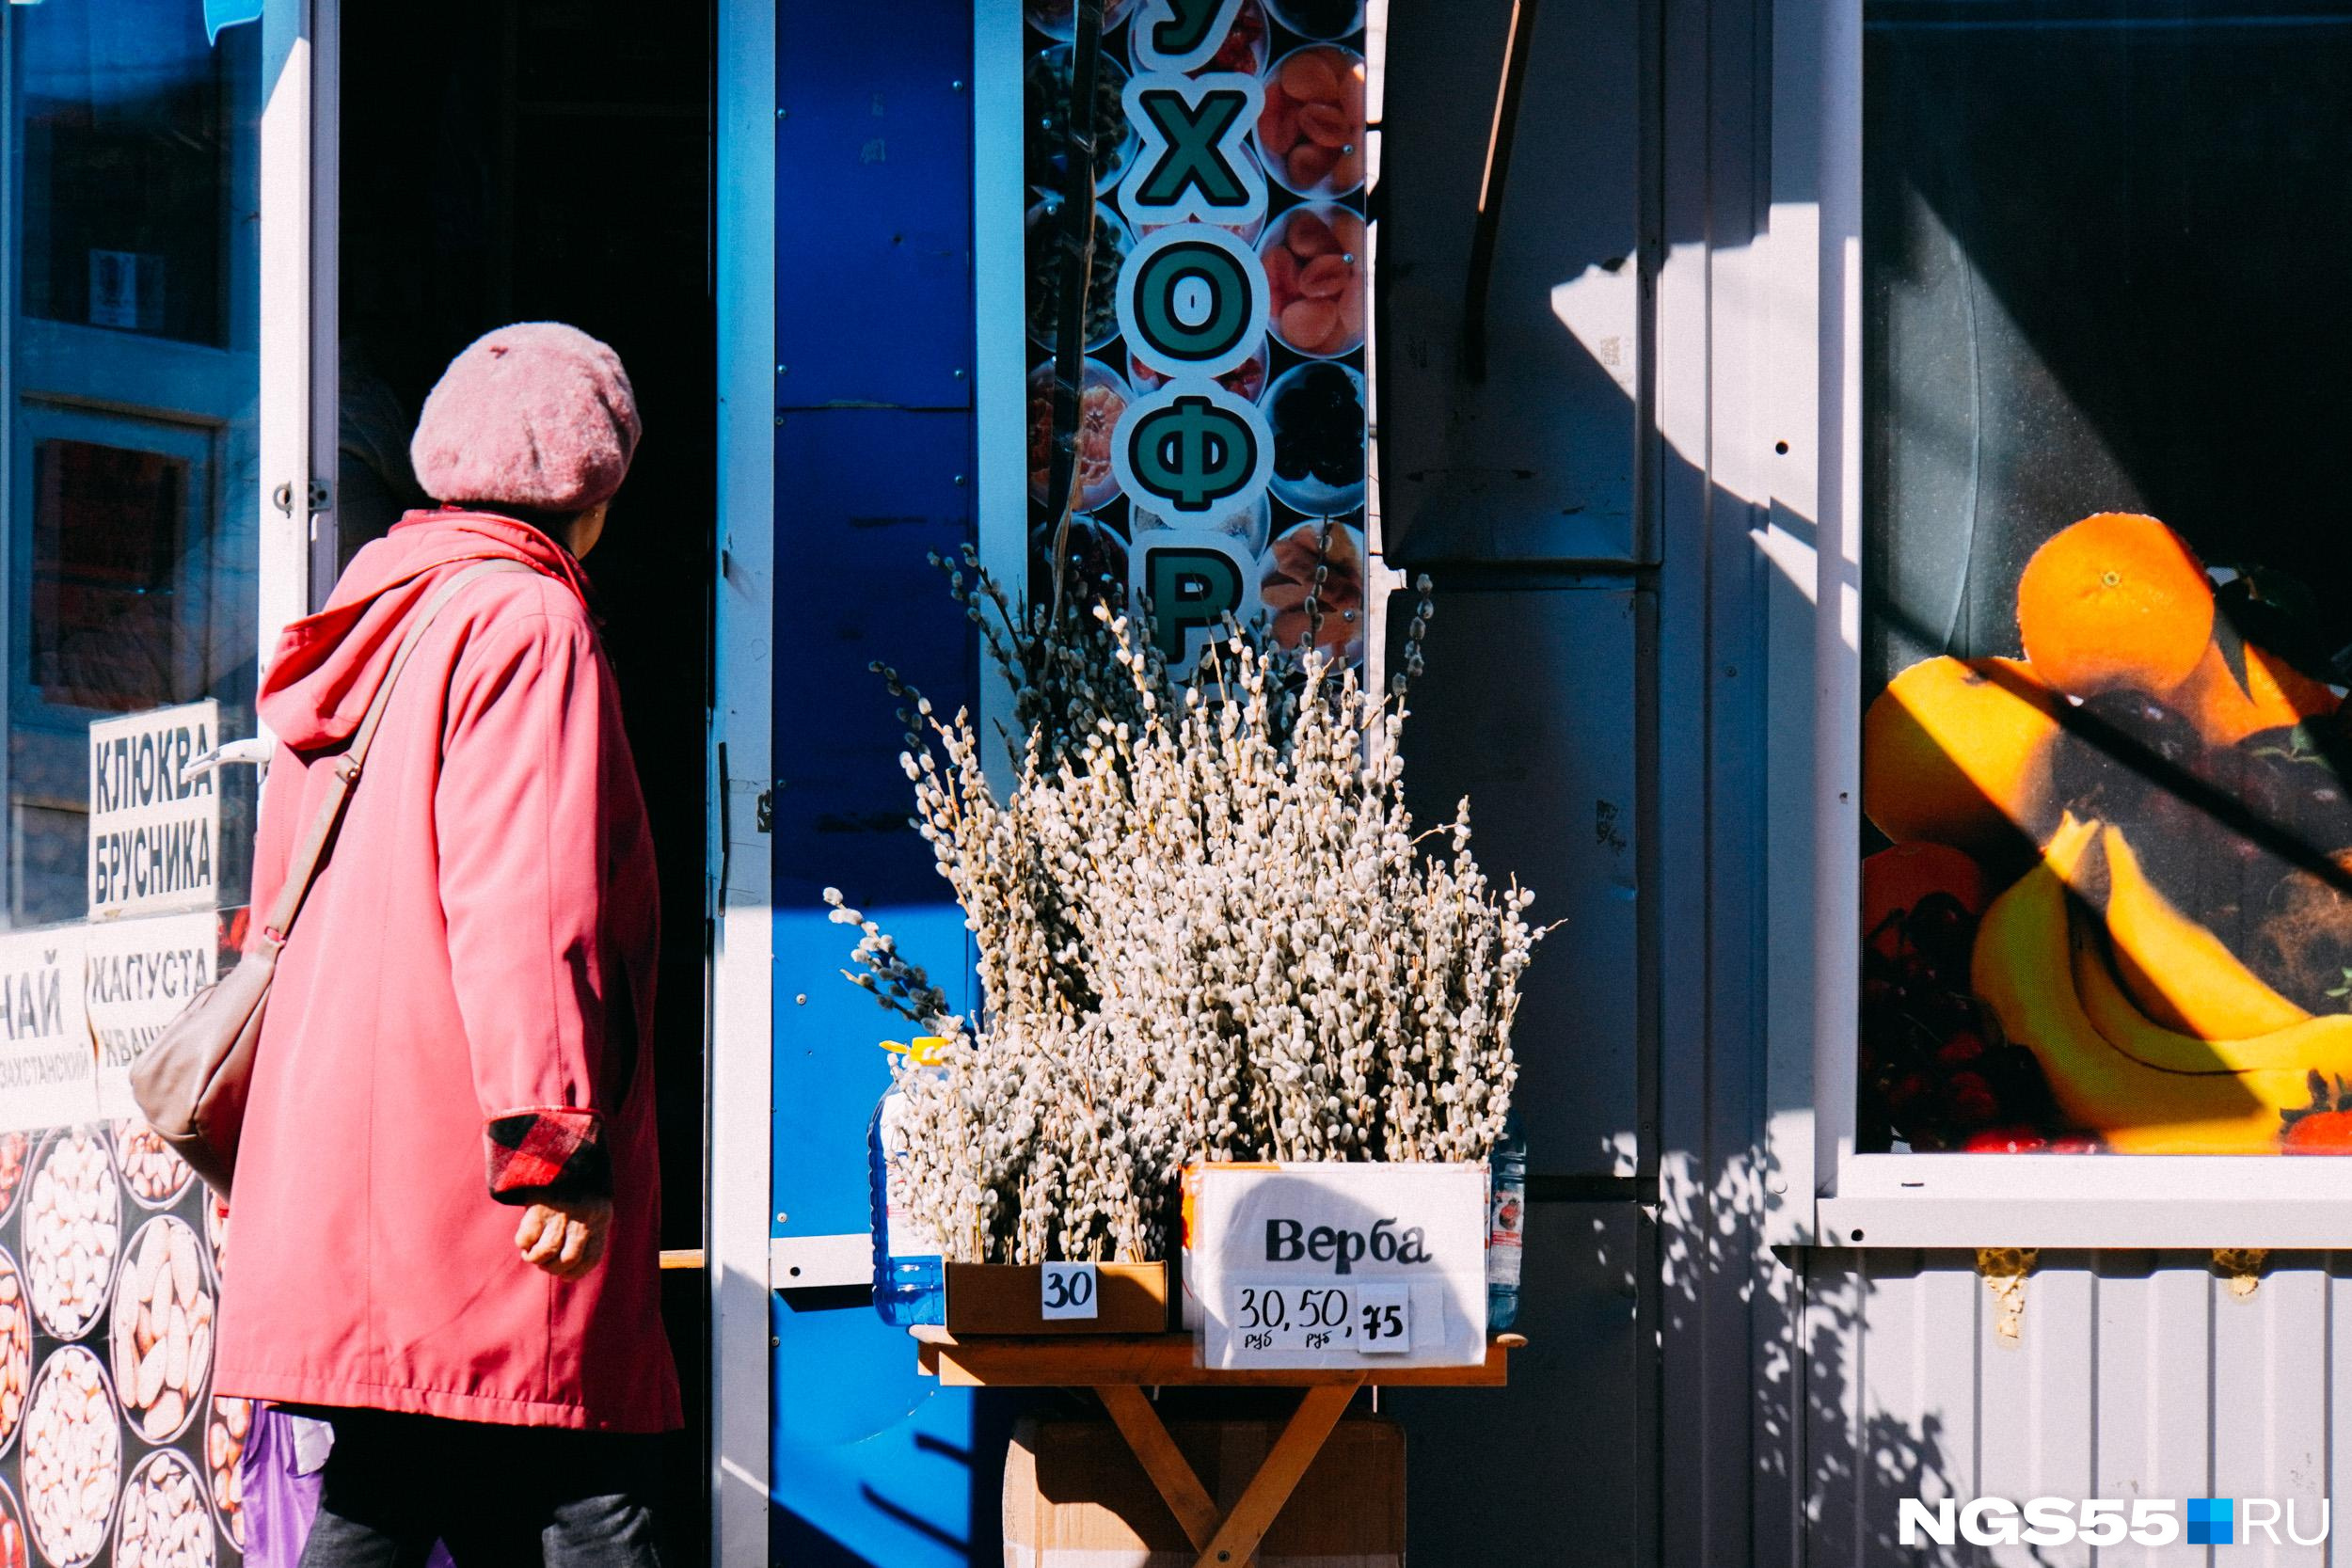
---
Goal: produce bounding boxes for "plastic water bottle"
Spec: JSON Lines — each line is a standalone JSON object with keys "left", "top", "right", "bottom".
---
{"left": 1486, "top": 1113, "right": 1528, "bottom": 1332}
{"left": 868, "top": 1038, "right": 946, "bottom": 1326}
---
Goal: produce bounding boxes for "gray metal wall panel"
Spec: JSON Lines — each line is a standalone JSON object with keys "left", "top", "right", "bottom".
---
{"left": 1400, "top": 583, "right": 1643, "bottom": 1175}
{"left": 1803, "top": 1257, "right": 2348, "bottom": 1567}
{"left": 1377, "top": 0, "right": 1646, "bottom": 564}
{"left": 1386, "top": 1203, "right": 1645, "bottom": 1566}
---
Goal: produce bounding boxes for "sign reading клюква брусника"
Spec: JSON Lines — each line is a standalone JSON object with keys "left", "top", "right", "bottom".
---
{"left": 87, "top": 700, "right": 220, "bottom": 919}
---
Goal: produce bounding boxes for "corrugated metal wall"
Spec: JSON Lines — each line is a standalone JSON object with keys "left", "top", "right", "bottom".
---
{"left": 1804, "top": 1251, "right": 2344, "bottom": 1567}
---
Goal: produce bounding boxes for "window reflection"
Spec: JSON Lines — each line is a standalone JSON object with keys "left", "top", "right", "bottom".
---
{"left": 6, "top": 4, "right": 261, "bottom": 927}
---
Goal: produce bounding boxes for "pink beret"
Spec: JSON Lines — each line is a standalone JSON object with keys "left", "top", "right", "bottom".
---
{"left": 409, "top": 323, "right": 641, "bottom": 513}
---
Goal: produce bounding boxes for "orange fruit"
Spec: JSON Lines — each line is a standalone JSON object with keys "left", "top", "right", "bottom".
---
{"left": 2173, "top": 639, "right": 2342, "bottom": 747}
{"left": 1862, "top": 656, "right": 2064, "bottom": 856}
{"left": 2015, "top": 513, "right": 2214, "bottom": 698}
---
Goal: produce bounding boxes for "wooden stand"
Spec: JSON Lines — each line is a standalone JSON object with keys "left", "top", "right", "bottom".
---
{"left": 914, "top": 1327, "right": 1523, "bottom": 1568}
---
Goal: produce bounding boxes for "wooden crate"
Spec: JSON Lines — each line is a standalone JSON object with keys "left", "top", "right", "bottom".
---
{"left": 943, "top": 1260, "right": 1173, "bottom": 1335}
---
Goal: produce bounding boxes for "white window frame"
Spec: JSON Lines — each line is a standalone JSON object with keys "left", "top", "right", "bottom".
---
{"left": 1762, "top": 0, "right": 2352, "bottom": 1249}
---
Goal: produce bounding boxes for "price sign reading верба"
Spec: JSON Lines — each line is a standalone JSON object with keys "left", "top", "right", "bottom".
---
{"left": 1184, "top": 1162, "right": 1488, "bottom": 1370}
{"left": 88, "top": 700, "right": 221, "bottom": 919}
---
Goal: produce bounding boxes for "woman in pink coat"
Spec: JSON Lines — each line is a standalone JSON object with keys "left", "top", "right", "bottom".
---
{"left": 214, "top": 323, "right": 681, "bottom": 1565}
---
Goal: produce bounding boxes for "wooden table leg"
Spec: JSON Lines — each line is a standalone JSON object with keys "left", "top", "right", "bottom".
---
{"left": 1191, "top": 1380, "right": 1362, "bottom": 1568}
{"left": 1097, "top": 1385, "right": 1225, "bottom": 1553}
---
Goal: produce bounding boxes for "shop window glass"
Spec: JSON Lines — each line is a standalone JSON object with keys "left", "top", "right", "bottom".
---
{"left": 1860, "top": 0, "right": 2352, "bottom": 1155}
{"left": 5, "top": 4, "right": 261, "bottom": 927}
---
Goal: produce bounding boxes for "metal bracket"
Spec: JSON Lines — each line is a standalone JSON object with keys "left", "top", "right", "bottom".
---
{"left": 769, "top": 1233, "right": 872, "bottom": 1291}
{"left": 272, "top": 479, "right": 332, "bottom": 516}
{"left": 181, "top": 736, "right": 274, "bottom": 784}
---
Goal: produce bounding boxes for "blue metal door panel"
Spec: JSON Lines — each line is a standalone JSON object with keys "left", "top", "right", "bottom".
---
{"left": 769, "top": 0, "right": 982, "bottom": 1520}
{"left": 771, "top": 406, "right": 977, "bottom": 1562}
{"left": 775, "top": 2, "right": 975, "bottom": 411}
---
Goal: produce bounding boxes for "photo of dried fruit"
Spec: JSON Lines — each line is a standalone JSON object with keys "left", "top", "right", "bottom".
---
{"left": 1265, "top": 0, "right": 1363, "bottom": 40}
{"left": 0, "top": 1250, "right": 28, "bottom": 1462}
{"left": 113, "top": 1449, "right": 215, "bottom": 1568}
{"left": 1260, "top": 203, "right": 1365, "bottom": 358}
{"left": 205, "top": 1395, "right": 249, "bottom": 1550}
{"left": 1260, "top": 518, "right": 1364, "bottom": 657}
{"left": 0, "top": 1480, "right": 24, "bottom": 1568}
{"left": 1860, "top": 508, "right": 2352, "bottom": 1154}
{"left": 112, "top": 1122, "right": 194, "bottom": 1212}
{"left": 109, "top": 1215, "right": 213, "bottom": 1447}
{"left": 19, "top": 1346, "right": 120, "bottom": 1568}
{"left": 1025, "top": 46, "right": 1139, "bottom": 198}
{"left": 1258, "top": 45, "right": 1365, "bottom": 199}
{"left": 0, "top": 1137, "right": 27, "bottom": 1227}
{"left": 1025, "top": 199, "right": 1133, "bottom": 353}
{"left": 1027, "top": 358, "right": 1133, "bottom": 514}
{"left": 23, "top": 1132, "right": 119, "bottom": 1341}
{"left": 1265, "top": 360, "right": 1365, "bottom": 514}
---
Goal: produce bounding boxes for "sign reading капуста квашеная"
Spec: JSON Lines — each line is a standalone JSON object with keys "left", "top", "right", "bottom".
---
{"left": 87, "top": 700, "right": 220, "bottom": 919}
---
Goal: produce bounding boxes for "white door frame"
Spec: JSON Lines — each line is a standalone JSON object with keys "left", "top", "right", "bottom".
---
{"left": 257, "top": 0, "right": 317, "bottom": 680}
{"left": 711, "top": 0, "right": 777, "bottom": 1560}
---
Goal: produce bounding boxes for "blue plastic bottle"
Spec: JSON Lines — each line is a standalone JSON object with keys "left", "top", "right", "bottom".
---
{"left": 868, "top": 1037, "right": 946, "bottom": 1326}
{"left": 1486, "top": 1112, "right": 1528, "bottom": 1332}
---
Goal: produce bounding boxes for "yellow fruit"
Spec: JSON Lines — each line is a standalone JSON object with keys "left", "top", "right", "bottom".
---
{"left": 1971, "top": 818, "right": 2284, "bottom": 1152}
{"left": 2095, "top": 824, "right": 2308, "bottom": 1038}
{"left": 1862, "top": 657, "right": 2063, "bottom": 856}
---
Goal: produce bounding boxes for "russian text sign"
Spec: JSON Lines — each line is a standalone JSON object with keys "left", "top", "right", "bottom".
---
{"left": 86, "top": 911, "right": 220, "bottom": 1120}
{"left": 0, "top": 927, "right": 96, "bottom": 1132}
{"left": 1185, "top": 1161, "right": 1487, "bottom": 1369}
{"left": 88, "top": 701, "right": 220, "bottom": 918}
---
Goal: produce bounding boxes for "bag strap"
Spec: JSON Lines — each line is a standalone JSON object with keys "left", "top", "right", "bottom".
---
{"left": 256, "top": 560, "right": 535, "bottom": 950}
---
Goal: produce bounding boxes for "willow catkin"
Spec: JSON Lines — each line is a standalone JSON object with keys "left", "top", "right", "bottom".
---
{"left": 832, "top": 577, "right": 1546, "bottom": 1264}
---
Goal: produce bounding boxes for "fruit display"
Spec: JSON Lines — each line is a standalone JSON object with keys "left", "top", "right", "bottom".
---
{"left": 1266, "top": 361, "right": 1365, "bottom": 512}
{"left": 1258, "top": 46, "right": 1365, "bottom": 198}
{"left": 1025, "top": 200, "right": 1132, "bottom": 353}
{"left": 1025, "top": 47, "right": 1138, "bottom": 197}
{"left": 1862, "top": 508, "right": 2352, "bottom": 1153}
{"left": 1260, "top": 519, "right": 1364, "bottom": 655}
{"left": 1266, "top": 0, "right": 1363, "bottom": 39}
{"left": 1027, "top": 359, "right": 1131, "bottom": 514}
{"left": 1260, "top": 204, "right": 1364, "bottom": 358}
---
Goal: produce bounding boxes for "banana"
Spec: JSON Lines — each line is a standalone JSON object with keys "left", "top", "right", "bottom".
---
{"left": 2071, "top": 922, "right": 2352, "bottom": 1076}
{"left": 1971, "top": 817, "right": 2289, "bottom": 1152}
{"left": 2095, "top": 824, "right": 2308, "bottom": 1038}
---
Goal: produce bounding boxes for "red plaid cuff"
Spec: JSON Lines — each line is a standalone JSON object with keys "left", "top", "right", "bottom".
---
{"left": 484, "top": 1107, "right": 610, "bottom": 1204}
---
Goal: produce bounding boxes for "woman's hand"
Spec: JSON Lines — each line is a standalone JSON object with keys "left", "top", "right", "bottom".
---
{"left": 516, "top": 1195, "right": 612, "bottom": 1278}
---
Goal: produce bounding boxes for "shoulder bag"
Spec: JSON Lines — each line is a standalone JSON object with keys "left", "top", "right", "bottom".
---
{"left": 130, "top": 560, "right": 532, "bottom": 1193}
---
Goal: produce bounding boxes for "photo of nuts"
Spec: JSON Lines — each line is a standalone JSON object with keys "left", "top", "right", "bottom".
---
{"left": 0, "top": 1135, "right": 27, "bottom": 1225}
{"left": 110, "top": 1216, "right": 213, "bottom": 1446}
{"left": 20, "top": 1347, "right": 121, "bottom": 1568}
{"left": 0, "top": 1479, "right": 25, "bottom": 1568}
{"left": 201, "top": 1189, "right": 227, "bottom": 1277}
{"left": 112, "top": 1123, "right": 193, "bottom": 1211}
{"left": 205, "top": 1396, "right": 248, "bottom": 1550}
{"left": 113, "top": 1449, "right": 215, "bottom": 1568}
{"left": 0, "top": 1248, "right": 29, "bottom": 1459}
{"left": 24, "top": 1133, "right": 119, "bottom": 1341}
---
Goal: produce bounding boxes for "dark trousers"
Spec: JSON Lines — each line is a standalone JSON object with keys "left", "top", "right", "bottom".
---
{"left": 297, "top": 1408, "right": 669, "bottom": 1568}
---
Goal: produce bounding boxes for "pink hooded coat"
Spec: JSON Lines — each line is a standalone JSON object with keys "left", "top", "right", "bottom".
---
{"left": 213, "top": 510, "right": 681, "bottom": 1433}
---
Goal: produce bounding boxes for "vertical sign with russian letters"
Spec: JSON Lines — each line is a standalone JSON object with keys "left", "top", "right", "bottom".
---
{"left": 1023, "top": 0, "right": 1372, "bottom": 675}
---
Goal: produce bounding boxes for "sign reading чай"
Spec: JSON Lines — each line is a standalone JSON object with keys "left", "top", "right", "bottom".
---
{"left": 88, "top": 700, "right": 220, "bottom": 918}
